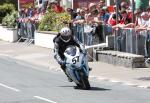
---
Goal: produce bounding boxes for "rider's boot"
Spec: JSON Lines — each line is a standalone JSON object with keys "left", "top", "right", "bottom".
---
{"left": 64, "top": 71, "right": 73, "bottom": 82}
{"left": 66, "top": 75, "right": 73, "bottom": 82}
{"left": 61, "top": 65, "right": 73, "bottom": 82}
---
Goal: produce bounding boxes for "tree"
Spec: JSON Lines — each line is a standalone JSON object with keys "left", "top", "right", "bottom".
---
{"left": 0, "top": 0, "right": 18, "bottom": 10}
{"left": 0, "top": 1, "right": 16, "bottom": 23}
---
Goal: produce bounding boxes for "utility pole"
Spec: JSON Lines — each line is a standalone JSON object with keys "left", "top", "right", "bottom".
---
{"left": 18, "top": 0, "right": 20, "bottom": 17}
{"left": 72, "top": 0, "right": 74, "bottom": 9}
{"left": 18, "top": 0, "right": 20, "bottom": 11}
{"left": 116, "top": 0, "right": 119, "bottom": 24}
{"left": 131, "top": 0, "right": 135, "bottom": 23}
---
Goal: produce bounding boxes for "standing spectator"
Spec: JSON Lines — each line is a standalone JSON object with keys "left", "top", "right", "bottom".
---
{"left": 66, "top": 8, "right": 77, "bottom": 36}
{"left": 84, "top": 9, "right": 96, "bottom": 45}
{"left": 134, "top": 8, "right": 142, "bottom": 26}
{"left": 73, "top": 8, "right": 85, "bottom": 43}
{"left": 146, "top": 6, "right": 150, "bottom": 16}
{"left": 100, "top": 6, "right": 111, "bottom": 24}
{"left": 28, "top": 7, "right": 34, "bottom": 17}
{"left": 66, "top": 8, "right": 77, "bottom": 20}
{"left": 83, "top": 7, "right": 89, "bottom": 20}
{"left": 88, "top": 3, "right": 97, "bottom": 12}
{"left": 119, "top": 10, "right": 132, "bottom": 24}
{"left": 135, "top": 12, "right": 150, "bottom": 31}
{"left": 24, "top": 8, "right": 29, "bottom": 17}
{"left": 26, "top": 18, "right": 33, "bottom": 39}
{"left": 120, "top": 1, "right": 129, "bottom": 11}
{"left": 42, "top": 0, "right": 48, "bottom": 12}
{"left": 108, "top": 13, "right": 117, "bottom": 26}
{"left": 85, "top": 5, "right": 103, "bottom": 45}
{"left": 99, "top": 0, "right": 106, "bottom": 8}
{"left": 50, "top": 1, "right": 65, "bottom": 13}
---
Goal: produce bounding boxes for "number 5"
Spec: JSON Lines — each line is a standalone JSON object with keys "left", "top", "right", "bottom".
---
{"left": 72, "top": 56, "right": 79, "bottom": 64}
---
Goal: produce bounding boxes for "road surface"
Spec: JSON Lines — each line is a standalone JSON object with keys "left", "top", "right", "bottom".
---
{"left": 0, "top": 56, "right": 150, "bottom": 103}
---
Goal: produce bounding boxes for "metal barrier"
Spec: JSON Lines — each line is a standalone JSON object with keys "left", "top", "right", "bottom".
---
{"left": 17, "top": 21, "right": 35, "bottom": 45}
{"left": 114, "top": 28, "right": 150, "bottom": 57}
{"left": 17, "top": 20, "right": 150, "bottom": 58}
{"left": 73, "top": 24, "right": 113, "bottom": 46}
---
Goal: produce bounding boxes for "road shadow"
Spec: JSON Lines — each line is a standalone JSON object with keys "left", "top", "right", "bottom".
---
{"left": 59, "top": 86, "right": 111, "bottom": 91}
{"left": 60, "top": 85, "right": 74, "bottom": 88}
{"left": 137, "top": 77, "right": 150, "bottom": 81}
{"left": 89, "top": 87, "right": 111, "bottom": 91}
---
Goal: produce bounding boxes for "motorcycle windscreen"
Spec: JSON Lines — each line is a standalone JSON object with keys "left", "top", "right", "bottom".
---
{"left": 65, "top": 46, "right": 76, "bottom": 56}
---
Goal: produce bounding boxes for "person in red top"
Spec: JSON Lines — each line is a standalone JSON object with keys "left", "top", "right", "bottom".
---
{"left": 109, "top": 9, "right": 134, "bottom": 28}
{"left": 54, "top": 5, "right": 65, "bottom": 13}
{"left": 51, "top": 1, "right": 65, "bottom": 13}
{"left": 119, "top": 10, "right": 132, "bottom": 24}
{"left": 108, "top": 13, "right": 117, "bottom": 26}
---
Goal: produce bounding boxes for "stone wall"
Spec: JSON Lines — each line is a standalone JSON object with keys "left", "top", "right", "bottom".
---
{"left": 96, "top": 50, "right": 145, "bottom": 68}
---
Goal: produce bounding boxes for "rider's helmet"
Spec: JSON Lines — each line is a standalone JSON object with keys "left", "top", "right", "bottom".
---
{"left": 60, "top": 27, "right": 72, "bottom": 42}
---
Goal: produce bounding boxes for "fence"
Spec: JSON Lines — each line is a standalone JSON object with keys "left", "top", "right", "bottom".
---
{"left": 113, "top": 28, "right": 150, "bottom": 58}
{"left": 73, "top": 23, "right": 150, "bottom": 58}
{"left": 17, "top": 20, "right": 150, "bottom": 58}
{"left": 17, "top": 20, "right": 113, "bottom": 46}
{"left": 17, "top": 20, "right": 36, "bottom": 45}
{"left": 72, "top": 23, "right": 113, "bottom": 46}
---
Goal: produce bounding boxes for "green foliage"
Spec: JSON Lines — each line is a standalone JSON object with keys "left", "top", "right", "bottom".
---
{"left": 0, "top": 0, "right": 18, "bottom": 9}
{"left": 0, "top": 3, "right": 15, "bottom": 23}
{"left": 38, "top": 9, "right": 57, "bottom": 31}
{"left": 55, "top": 12, "right": 71, "bottom": 31}
{"left": 38, "top": 9, "right": 71, "bottom": 31}
{"left": 2, "top": 10, "right": 18, "bottom": 28}
{"left": 0, "top": 3, "right": 15, "bottom": 13}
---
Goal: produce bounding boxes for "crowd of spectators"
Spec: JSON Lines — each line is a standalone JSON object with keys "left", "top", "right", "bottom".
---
{"left": 65, "top": 1, "right": 150, "bottom": 45}
{"left": 17, "top": 1, "right": 65, "bottom": 41}
{"left": 17, "top": 0, "right": 150, "bottom": 46}
{"left": 17, "top": 6, "right": 45, "bottom": 40}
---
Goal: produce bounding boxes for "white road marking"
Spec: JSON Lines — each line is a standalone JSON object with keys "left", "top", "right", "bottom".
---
{"left": 34, "top": 96, "right": 57, "bottom": 103}
{"left": 122, "top": 83, "right": 138, "bottom": 86}
{"left": 137, "top": 85, "right": 148, "bottom": 89}
{"left": 0, "top": 83, "right": 20, "bottom": 92}
{"left": 109, "top": 79, "right": 122, "bottom": 83}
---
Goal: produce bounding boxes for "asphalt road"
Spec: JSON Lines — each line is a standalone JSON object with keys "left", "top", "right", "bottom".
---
{"left": 0, "top": 56, "right": 150, "bottom": 103}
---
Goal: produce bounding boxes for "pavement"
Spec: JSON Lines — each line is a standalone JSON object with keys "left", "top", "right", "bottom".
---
{"left": 0, "top": 40, "right": 150, "bottom": 89}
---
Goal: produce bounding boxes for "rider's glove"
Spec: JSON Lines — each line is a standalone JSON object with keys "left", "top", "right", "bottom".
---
{"left": 59, "top": 60, "right": 66, "bottom": 66}
{"left": 80, "top": 48, "right": 87, "bottom": 54}
{"left": 79, "top": 44, "right": 86, "bottom": 53}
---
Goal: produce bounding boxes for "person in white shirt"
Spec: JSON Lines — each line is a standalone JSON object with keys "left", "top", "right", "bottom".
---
{"left": 136, "top": 12, "right": 150, "bottom": 31}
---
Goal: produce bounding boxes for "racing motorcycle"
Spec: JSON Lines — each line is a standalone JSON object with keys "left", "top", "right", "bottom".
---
{"left": 64, "top": 45, "right": 91, "bottom": 90}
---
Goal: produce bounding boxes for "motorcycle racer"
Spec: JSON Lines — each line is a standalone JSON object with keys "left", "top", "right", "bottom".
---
{"left": 53, "top": 27, "right": 90, "bottom": 82}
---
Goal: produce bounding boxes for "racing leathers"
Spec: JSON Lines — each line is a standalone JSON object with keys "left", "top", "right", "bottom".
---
{"left": 53, "top": 33, "right": 84, "bottom": 80}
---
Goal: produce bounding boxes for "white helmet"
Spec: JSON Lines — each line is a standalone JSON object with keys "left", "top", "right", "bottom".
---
{"left": 60, "top": 27, "right": 71, "bottom": 42}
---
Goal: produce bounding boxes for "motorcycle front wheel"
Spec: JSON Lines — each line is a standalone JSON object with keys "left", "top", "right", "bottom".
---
{"left": 78, "top": 71, "right": 91, "bottom": 90}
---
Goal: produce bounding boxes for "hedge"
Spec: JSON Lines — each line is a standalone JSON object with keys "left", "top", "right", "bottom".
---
{"left": 0, "top": 3, "right": 15, "bottom": 23}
